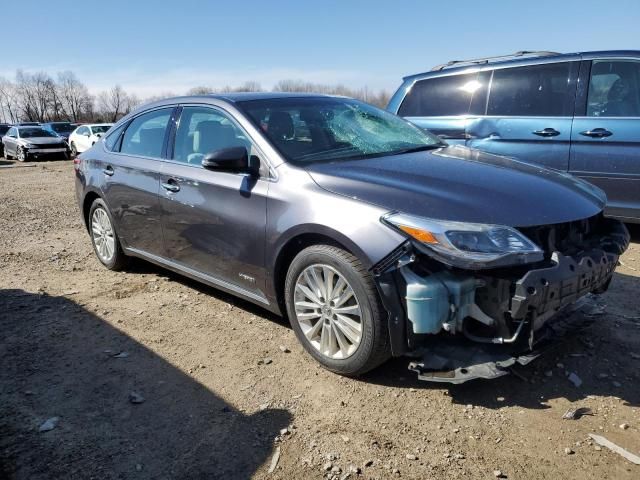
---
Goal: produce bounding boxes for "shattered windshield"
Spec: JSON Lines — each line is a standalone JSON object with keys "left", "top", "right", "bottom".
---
{"left": 238, "top": 97, "right": 443, "bottom": 163}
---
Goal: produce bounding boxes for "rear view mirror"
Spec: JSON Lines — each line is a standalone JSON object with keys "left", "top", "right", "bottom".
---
{"left": 202, "top": 146, "right": 259, "bottom": 176}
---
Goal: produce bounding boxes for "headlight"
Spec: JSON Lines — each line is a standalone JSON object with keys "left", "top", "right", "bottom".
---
{"left": 382, "top": 212, "right": 543, "bottom": 269}
{"left": 23, "top": 143, "right": 36, "bottom": 149}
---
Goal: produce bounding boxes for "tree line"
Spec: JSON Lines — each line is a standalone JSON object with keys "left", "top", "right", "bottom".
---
{"left": 0, "top": 71, "right": 391, "bottom": 124}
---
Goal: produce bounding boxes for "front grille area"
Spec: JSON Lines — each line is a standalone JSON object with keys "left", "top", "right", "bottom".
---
{"left": 518, "top": 214, "right": 623, "bottom": 258}
{"left": 31, "top": 143, "right": 66, "bottom": 149}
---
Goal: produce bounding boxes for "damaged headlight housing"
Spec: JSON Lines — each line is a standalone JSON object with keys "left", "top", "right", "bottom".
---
{"left": 382, "top": 213, "right": 543, "bottom": 269}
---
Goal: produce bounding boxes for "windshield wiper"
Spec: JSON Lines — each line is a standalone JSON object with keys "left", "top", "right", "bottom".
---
{"left": 389, "top": 144, "right": 443, "bottom": 156}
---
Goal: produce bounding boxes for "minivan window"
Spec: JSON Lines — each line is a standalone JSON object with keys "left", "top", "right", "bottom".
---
{"left": 173, "top": 106, "right": 250, "bottom": 165}
{"left": 120, "top": 108, "right": 172, "bottom": 158}
{"left": 487, "top": 62, "right": 575, "bottom": 117}
{"left": 398, "top": 72, "right": 481, "bottom": 117}
{"left": 587, "top": 60, "right": 640, "bottom": 117}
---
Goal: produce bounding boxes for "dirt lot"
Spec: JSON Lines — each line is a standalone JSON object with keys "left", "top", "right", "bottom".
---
{"left": 1, "top": 159, "right": 639, "bottom": 480}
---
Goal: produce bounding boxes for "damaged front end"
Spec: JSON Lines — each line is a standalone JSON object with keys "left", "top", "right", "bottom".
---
{"left": 374, "top": 213, "right": 629, "bottom": 383}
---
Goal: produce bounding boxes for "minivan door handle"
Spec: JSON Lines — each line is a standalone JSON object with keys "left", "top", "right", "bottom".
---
{"left": 532, "top": 128, "right": 560, "bottom": 137}
{"left": 103, "top": 165, "right": 114, "bottom": 176}
{"left": 580, "top": 128, "right": 612, "bottom": 138}
{"left": 161, "top": 179, "right": 180, "bottom": 193}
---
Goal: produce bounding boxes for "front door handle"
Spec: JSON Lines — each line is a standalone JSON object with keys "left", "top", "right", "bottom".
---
{"left": 161, "top": 179, "right": 180, "bottom": 193}
{"left": 103, "top": 165, "right": 114, "bottom": 176}
{"left": 532, "top": 128, "right": 560, "bottom": 137}
{"left": 580, "top": 128, "right": 612, "bottom": 138}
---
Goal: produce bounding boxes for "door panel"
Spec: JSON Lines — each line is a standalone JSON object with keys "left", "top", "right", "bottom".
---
{"left": 466, "top": 61, "right": 579, "bottom": 171}
{"left": 101, "top": 107, "right": 174, "bottom": 256}
{"left": 160, "top": 105, "right": 268, "bottom": 297}
{"left": 568, "top": 58, "right": 640, "bottom": 220}
{"left": 570, "top": 118, "right": 640, "bottom": 219}
{"left": 466, "top": 116, "right": 573, "bottom": 170}
{"left": 160, "top": 164, "right": 268, "bottom": 296}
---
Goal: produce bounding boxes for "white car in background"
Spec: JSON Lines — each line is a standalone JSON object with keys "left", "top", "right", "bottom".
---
{"left": 69, "top": 124, "right": 113, "bottom": 155}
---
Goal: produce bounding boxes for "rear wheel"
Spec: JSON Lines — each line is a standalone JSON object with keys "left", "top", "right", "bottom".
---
{"left": 88, "top": 198, "right": 128, "bottom": 270}
{"left": 284, "top": 244, "right": 390, "bottom": 376}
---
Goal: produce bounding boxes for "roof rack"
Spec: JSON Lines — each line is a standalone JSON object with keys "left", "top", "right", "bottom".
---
{"left": 430, "top": 51, "right": 561, "bottom": 71}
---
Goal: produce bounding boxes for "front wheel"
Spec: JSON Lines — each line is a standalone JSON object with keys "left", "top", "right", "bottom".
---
{"left": 88, "top": 198, "right": 128, "bottom": 270}
{"left": 16, "top": 147, "right": 26, "bottom": 162}
{"left": 284, "top": 244, "right": 390, "bottom": 376}
{"left": 70, "top": 142, "right": 77, "bottom": 157}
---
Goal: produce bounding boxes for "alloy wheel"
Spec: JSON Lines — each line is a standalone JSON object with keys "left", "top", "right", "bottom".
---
{"left": 16, "top": 147, "right": 25, "bottom": 162}
{"left": 91, "top": 207, "right": 115, "bottom": 263}
{"left": 294, "top": 264, "right": 363, "bottom": 359}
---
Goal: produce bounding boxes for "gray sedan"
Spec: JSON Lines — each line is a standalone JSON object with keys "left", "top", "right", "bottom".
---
{"left": 2, "top": 126, "right": 70, "bottom": 161}
{"left": 74, "top": 93, "right": 629, "bottom": 383}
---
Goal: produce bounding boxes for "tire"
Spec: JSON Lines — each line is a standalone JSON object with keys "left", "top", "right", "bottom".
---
{"left": 284, "top": 244, "right": 390, "bottom": 376}
{"left": 70, "top": 142, "right": 77, "bottom": 157}
{"left": 88, "top": 198, "right": 128, "bottom": 271}
{"left": 16, "top": 146, "right": 26, "bottom": 162}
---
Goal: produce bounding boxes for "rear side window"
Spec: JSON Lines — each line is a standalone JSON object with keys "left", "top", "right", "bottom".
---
{"left": 398, "top": 72, "right": 481, "bottom": 117}
{"left": 587, "top": 60, "right": 640, "bottom": 117}
{"left": 120, "top": 108, "right": 172, "bottom": 158}
{"left": 487, "top": 62, "right": 575, "bottom": 116}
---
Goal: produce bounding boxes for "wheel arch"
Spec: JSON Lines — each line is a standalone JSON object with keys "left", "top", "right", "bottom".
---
{"left": 81, "top": 189, "right": 102, "bottom": 231}
{"left": 270, "top": 224, "right": 374, "bottom": 315}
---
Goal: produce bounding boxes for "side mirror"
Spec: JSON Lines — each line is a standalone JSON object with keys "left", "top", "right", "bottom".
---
{"left": 202, "top": 146, "right": 259, "bottom": 175}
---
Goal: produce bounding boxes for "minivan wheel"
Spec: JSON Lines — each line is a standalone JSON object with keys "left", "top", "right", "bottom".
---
{"left": 284, "top": 245, "right": 390, "bottom": 376}
{"left": 89, "top": 198, "right": 128, "bottom": 270}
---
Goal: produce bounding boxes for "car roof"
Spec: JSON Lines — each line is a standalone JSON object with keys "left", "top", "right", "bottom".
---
{"left": 403, "top": 50, "right": 640, "bottom": 81}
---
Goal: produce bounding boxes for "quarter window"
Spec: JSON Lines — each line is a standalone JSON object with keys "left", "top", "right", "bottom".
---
{"left": 120, "top": 108, "right": 172, "bottom": 158}
{"left": 587, "top": 60, "right": 640, "bottom": 117}
{"left": 104, "top": 123, "right": 127, "bottom": 152}
{"left": 398, "top": 72, "right": 482, "bottom": 117}
{"left": 487, "top": 62, "right": 575, "bottom": 117}
{"left": 172, "top": 106, "right": 251, "bottom": 165}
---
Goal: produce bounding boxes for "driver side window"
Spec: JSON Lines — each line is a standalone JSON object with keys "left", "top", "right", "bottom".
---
{"left": 172, "top": 106, "right": 251, "bottom": 165}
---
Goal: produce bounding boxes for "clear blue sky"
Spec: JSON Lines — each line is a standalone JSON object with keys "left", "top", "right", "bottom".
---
{"left": 4, "top": 0, "right": 639, "bottom": 97}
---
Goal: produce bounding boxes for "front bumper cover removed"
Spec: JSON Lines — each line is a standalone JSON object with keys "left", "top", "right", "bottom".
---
{"left": 373, "top": 219, "right": 629, "bottom": 384}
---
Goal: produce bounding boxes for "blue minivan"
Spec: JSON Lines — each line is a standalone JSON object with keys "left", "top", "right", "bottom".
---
{"left": 388, "top": 50, "right": 640, "bottom": 223}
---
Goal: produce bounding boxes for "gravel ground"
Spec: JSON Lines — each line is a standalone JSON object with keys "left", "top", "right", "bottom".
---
{"left": 1, "top": 159, "right": 639, "bottom": 480}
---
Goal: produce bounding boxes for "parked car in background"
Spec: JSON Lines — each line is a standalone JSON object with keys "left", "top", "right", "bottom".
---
{"left": 69, "top": 123, "right": 112, "bottom": 155}
{"left": 74, "top": 93, "right": 628, "bottom": 383}
{"left": 2, "top": 125, "right": 70, "bottom": 161}
{"left": 41, "top": 121, "right": 75, "bottom": 142}
{"left": 388, "top": 50, "right": 640, "bottom": 223}
{"left": 0, "top": 123, "right": 11, "bottom": 157}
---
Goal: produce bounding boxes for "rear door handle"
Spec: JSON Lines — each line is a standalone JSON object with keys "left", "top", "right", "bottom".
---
{"left": 103, "top": 166, "right": 114, "bottom": 176}
{"left": 580, "top": 128, "right": 612, "bottom": 138}
{"left": 532, "top": 128, "right": 560, "bottom": 137}
{"left": 161, "top": 179, "right": 180, "bottom": 193}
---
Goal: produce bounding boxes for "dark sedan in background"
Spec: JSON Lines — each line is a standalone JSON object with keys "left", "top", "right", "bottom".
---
{"left": 74, "top": 93, "right": 628, "bottom": 383}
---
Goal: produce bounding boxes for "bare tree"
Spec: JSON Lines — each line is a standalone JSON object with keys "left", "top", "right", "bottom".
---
{"left": 97, "top": 85, "right": 129, "bottom": 122}
{"left": 0, "top": 77, "right": 18, "bottom": 123}
{"left": 57, "top": 71, "right": 92, "bottom": 122}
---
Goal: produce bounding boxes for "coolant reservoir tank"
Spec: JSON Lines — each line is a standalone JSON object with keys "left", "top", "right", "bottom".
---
{"left": 402, "top": 269, "right": 451, "bottom": 334}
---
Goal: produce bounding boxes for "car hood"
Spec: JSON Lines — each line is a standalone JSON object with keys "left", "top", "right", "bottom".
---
{"left": 304, "top": 145, "right": 606, "bottom": 227}
{"left": 21, "top": 137, "right": 66, "bottom": 145}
